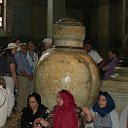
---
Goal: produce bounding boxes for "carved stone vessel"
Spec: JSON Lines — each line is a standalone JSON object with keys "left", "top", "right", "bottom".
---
{"left": 34, "top": 18, "right": 100, "bottom": 108}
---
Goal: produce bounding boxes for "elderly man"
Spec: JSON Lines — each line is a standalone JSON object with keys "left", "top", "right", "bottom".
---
{"left": 42, "top": 38, "right": 53, "bottom": 51}
{"left": 37, "top": 38, "right": 53, "bottom": 58}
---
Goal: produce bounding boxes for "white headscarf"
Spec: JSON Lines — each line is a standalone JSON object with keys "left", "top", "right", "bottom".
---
{"left": 42, "top": 38, "right": 53, "bottom": 44}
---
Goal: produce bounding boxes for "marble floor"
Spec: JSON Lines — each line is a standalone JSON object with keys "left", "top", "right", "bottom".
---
{"left": 1, "top": 112, "right": 22, "bottom": 128}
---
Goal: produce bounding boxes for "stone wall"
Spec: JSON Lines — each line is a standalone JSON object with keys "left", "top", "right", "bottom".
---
{"left": 0, "top": 0, "right": 124, "bottom": 49}
{"left": 4, "top": 0, "right": 47, "bottom": 42}
{"left": 91, "top": 0, "right": 123, "bottom": 59}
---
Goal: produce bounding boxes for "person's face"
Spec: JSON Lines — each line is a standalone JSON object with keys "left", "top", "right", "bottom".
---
{"left": 85, "top": 44, "right": 92, "bottom": 53}
{"left": 56, "top": 94, "right": 64, "bottom": 106}
{"left": 21, "top": 45, "right": 28, "bottom": 54}
{"left": 11, "top": 47, "right": 17, "bottom": 54}
{"left": 108, "top": 51, "right": 114, "bottom": 60}
{"left": 43, "top": 43, "right": 52, "bottom": 51}
{"left": 29, "top": 96, "right": 39, "bottom": 110}
{"left": 98, "top": 95, "right": 107, "bottom": 108}
{"left": 28, "top": 42, "right": 35, "bottom": 51}
{"left": 15, "top": 40, "right": 21, "bottom": 46}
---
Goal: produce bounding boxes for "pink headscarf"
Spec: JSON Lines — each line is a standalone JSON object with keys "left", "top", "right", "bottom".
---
{"left": 53, "top": 90, "right": 78, "bottom": 128}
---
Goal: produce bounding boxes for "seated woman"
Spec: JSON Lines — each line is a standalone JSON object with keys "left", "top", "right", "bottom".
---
{"left": 82, "top": 91, "right": 120, "bottom": 128}
{"left": 0, "top": 76, "right": 8, "bottom": 127}
{"left": 102, "top": 49, "right": 119, "bottom": 80}
{"left": 33, "top": 89, "right": 86, "bottom": 128}
{"left": 120, "top": 105, "right": 128, "bottom": 128}
{"left": 21, "top": 92, "right": 48, "bottom": 128}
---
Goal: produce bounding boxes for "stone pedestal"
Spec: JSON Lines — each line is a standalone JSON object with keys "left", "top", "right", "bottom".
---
{"left": 101, "top": 80, "right": 128, "bottom": 114}
{"left": 101, "top": 58, "right": 128, "bottom": 115}
{"left": 122, "top": 0, "right": 128, "bottom": 55}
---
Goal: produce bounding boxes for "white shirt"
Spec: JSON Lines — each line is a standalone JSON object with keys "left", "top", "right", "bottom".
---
{"left": 120, "top": 105, "right": 128, "bottom": 128}
{"left": 88, "top": 50, "right": 103, "bottom": 64}
{"left": 0, "top": 85, "right": 8, "bottom": 126}
{"left": 17, "top": 45, "right": 21, "bottom": 51}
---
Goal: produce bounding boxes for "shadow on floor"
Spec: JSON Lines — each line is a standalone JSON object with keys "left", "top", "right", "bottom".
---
{"left": 1, "top": 112, "right": 22, "bottom": 128}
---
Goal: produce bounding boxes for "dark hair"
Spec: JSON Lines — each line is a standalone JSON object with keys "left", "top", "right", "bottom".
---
{"left": 99, "top": 91, "right": 112, "bottom": 98}
{"left": 27, "top": 92, "right": 41, "bottom": 107}
{"left": 84, "top": 40, "right": 93, "bottom": 47}
{"left": 1, "top": 49, "right": 13, "bottom": 58}
{"left": 109, "top": 49, "right": 118, "bottom": 58}
{"left": 12, "top": 37, "right": 21, "bottom": 43}
{"left": 28, "top": 40, "right": 36, "bottom": 47}
{"left": 5, "top": 49, "right": 12, "bottom": 53}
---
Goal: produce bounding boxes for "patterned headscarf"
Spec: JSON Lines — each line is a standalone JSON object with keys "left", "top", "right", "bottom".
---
{"left": 92, "top": 91, "right": 115, "bottom": 117}
{"left": 53, "top": 89, "right": 78, "bottom": 128}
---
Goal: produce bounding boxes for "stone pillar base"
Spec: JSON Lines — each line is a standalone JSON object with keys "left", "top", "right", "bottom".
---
{"left": 101, "top": 80, "right": 128, "bottom": 115}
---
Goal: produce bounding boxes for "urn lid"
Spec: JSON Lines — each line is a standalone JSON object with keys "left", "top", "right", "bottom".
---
{"left": 56, "top": 18, "right": 83, "bottom": 26}
{"left": 53, "top": 18, "right": 85, "bottom": 48}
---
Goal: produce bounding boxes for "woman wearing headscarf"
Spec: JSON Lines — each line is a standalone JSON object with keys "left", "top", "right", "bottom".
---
{"left": 33, "top": 90, "right": 85, "bottom": 128}
{"left": 21, "top": 92, "right": 48, "bottom": 128}
{"left": 83, "top": 91, "right": 120, "bottom": 128}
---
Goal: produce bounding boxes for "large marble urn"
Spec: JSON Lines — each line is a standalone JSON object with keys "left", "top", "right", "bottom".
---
{"left": 34, "top": 18, "right": 100, "bottom": 108}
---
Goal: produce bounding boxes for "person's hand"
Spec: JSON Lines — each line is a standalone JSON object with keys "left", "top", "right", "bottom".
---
{"left": 34, "top": 117, "right": 42, "bottom": 124}
{"left": 28, "top": 76, "right": 33, "bottom": 81}
{"left": 33, "top": 124, "right": 42, "bottom": 128}
{"left": 82, "top": 107, "right": 93, "bottom": 123}
{"left": 82, "top": 107, "right": 90, "bottom": 114}
{"left": 34, "top": 117, "right": 49, "bottom": 127}
{"left": 33, "top": 118, "right": 42, "bottom": 128}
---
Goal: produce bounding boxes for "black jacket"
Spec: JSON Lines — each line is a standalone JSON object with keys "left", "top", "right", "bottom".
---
{"left": 21, "top": 104, "right": 48, "bottom": 128}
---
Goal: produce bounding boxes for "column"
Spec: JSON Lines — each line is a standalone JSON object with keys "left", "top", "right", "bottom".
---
{"left": 97, "top": 0, "right": 109, "bottom": 48}
{"left": 122, "top": 0, "right": 128, "bottom": 54}
{"left": 47, "top": 0, "right": 53, "bottom": 38}
{"left": 47, "top": 0, "right": 65, "bottom": 38}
